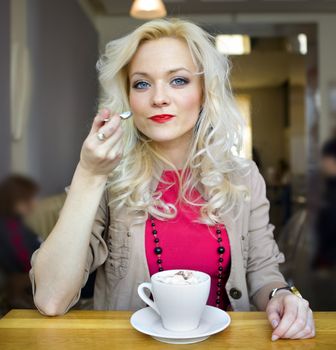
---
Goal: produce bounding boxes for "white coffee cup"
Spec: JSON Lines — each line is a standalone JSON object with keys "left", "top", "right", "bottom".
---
{"left": 137, "top": 269, "right": 210, "bottom": 332}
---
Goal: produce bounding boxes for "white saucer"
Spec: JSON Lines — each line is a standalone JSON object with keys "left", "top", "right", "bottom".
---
{"left": 130, "top": 305, "right": 231, "bottom": 344}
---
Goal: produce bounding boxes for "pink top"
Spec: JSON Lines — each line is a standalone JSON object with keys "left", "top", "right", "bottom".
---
{"left": 145, "top": 170, "right": 231, "bottom": 310}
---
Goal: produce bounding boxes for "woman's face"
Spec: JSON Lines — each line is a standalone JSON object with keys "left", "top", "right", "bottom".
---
{"left": 128, "top": 37, "right": 203, "bottom": 147}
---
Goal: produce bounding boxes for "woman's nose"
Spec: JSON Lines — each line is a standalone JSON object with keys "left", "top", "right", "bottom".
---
{"left": 151, "top": 86, "right": 170, "bottom": 107}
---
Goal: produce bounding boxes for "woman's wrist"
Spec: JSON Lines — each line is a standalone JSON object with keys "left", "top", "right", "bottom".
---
{"left": 270, "top": 289, "right": 292, "bottom": 299}
{"left": 75, "top": 162, "right": 108, "bottom": 187}
{"left": 64, "top": 163, "right": 108, "bottom": 198}
{"left": 269, "top": 285, "right": 303, "bottom": 301}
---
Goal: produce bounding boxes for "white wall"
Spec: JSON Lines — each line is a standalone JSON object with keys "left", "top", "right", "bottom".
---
{"left": 10, "top": 0, "right": 99, "bottom": 195}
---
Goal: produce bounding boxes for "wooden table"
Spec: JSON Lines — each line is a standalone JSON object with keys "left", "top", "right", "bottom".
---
{"left": 0, "top": 310, "right": 335, "bottom": 349}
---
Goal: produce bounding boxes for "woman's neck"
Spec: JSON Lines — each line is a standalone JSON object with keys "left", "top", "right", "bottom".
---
{"left": 153, "top": 132, "right": 192, "bottom": 170}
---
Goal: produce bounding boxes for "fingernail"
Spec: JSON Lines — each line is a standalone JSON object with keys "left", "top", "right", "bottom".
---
{"left": 272, "top": 320, "right": 278, "bottom": 328}
{"left": 271, "top": 335, "right": 279, "bottom": 341}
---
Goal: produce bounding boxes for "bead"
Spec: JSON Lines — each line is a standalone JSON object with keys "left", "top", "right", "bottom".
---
{"left": 216, "top": 229, "right": 221, "bottom": 234}
{"left": 152, "top": 230, "right": 157, "bottom": 235}
{"left": 154, "top": 238, "right": 159, "bottom": 243}
{"left": 218, "top": 257, "right": 223, "bottom": 263}
{"left": 216, "top": 299, "right": 220, "bottom": 305}
{"left": 217, "top": 273, "right": 222, "bottom": 279}
{"left": 151, "top": 222, "right": 155, "bottom": 226}
{"left": 154, "top": 247, "right": 162, "bottom": 254}
{"left": 217, "top": 237, "right": 222, "bottom": 242}
{"left": 217, "top": 282, "right": 222, "bottom": 287}
{"left": 218, "top": 266, "right": 223, "bottom": 271}
{"left": 217, "top": 290, "right": 221, "bottom": 296}
{"left": 158, "top": 267, "right": 164, "bottom": 272}
{"left": 217, "top": 246, "right": 225, "bottom": 254}
{"left": 157, "top": 259, "right": 162, "bottom": 264}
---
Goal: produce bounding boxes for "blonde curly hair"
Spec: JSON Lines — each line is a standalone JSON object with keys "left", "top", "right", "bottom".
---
{"left": 96, "top": 17, "right": 251, "bottom": 227}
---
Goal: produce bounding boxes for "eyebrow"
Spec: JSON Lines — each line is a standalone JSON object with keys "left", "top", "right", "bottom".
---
{"left": 130, "top": 67, "right": 192, "bottom": 78}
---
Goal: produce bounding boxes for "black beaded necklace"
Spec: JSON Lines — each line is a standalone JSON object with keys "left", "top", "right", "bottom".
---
{"left": 149, "top": 213, "right": 226, "bottom": 308}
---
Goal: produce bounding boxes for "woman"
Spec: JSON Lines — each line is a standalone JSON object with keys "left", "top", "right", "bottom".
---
{"left": 29, "top": 18, "right": 315, "bottom": 340}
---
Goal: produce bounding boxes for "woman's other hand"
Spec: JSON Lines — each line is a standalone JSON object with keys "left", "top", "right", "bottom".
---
{"left": 266, "top": 291, "right": 315, "bottom": 340}
{"left": 79, "top": 108, "right": 124, "bottom": 177}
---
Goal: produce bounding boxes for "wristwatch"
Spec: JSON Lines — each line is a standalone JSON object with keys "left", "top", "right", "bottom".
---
{"left": 269, "top": 285, "right": 303, "bottom": 300}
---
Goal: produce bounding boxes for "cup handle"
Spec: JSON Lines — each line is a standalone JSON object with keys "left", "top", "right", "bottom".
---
{"left": 137, "top": 282, "right": 160, "bottom": 316}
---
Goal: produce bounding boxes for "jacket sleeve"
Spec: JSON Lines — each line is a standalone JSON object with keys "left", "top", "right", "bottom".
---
{"left": 246, "top": 161, "right": 287, "bottom": 303}
{"left": 29, "top": 189, "right": 109, "bottom": 315}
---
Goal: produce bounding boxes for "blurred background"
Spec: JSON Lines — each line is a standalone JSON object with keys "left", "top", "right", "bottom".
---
{"left": 1, "top": 0, "right": 336, "bottom": 316}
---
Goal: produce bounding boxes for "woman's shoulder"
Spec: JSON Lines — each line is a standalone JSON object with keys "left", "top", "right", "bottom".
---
{"left": 231, "top": 158, "right": 260, "bottom": 186}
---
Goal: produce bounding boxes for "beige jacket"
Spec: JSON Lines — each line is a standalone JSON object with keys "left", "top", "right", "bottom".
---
{"left": 29, "top": 160, "right": 286, "bottom": 314}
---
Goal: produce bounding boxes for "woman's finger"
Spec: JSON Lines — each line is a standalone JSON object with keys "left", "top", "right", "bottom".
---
{"left": 266, "top": 297, "right": 282, "bottom": 329}
{"left": 271, "top": 295, "right": 298, "bottom": 340}
{"left": 106, "top": 137, "right": 124, "bottom": 161}
{"left": 100, "top": 123, "right": 123, "bottom": 151}
{"left": 84, "top": 121, "right": 123, "bottom": 163}
{"left": 89, "top": 108, "right": 111, "bottom": 135}
{"left": 290, "top": 309, "right": 316, "bottom": 339}
{"left": 282, "top": 298, "right": 309, "bottom": 338}
{"left": 90, "top": 114, "right": 121, "bottom": 146}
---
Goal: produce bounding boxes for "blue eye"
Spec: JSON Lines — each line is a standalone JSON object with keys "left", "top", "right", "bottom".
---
{"left": 133, "top": 81, "right": 150, "bottom": 89}
{"left": 171, "top": 77, "right": 189, "bottom": 86}
{"left": 132, "top": 77, "right": 189, "bottom": 90}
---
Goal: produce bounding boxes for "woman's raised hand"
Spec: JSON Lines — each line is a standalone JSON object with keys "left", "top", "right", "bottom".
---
{"left": 79, "top": 108, "right": 124, "bottom": 177}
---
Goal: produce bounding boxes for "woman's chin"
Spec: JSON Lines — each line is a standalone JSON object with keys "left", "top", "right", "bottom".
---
{"left": 150, "top": 136, "right": 178, "bottom": 144}
{"left": 143, "top": 131, "right": 180, "bottom": 144}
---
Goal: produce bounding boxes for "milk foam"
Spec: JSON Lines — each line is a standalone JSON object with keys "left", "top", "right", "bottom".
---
{"left": 155, "top": 270, "right": 200, "bottom": 285}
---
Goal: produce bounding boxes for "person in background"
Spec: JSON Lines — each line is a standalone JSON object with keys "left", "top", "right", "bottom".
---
{"left": 0, "top": 174, "right": 41, "bottom": 312}
{"left": 313, "top": 137, "right": 336, "bottom": 269}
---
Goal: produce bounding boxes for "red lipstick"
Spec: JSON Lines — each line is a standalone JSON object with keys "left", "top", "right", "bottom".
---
{"left": 149, "top": 114, "right": 175, "bottom": 123}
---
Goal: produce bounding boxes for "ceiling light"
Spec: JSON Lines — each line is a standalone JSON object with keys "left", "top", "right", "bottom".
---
{"left": 216, "top": 35, "right": 251, "bottom": 55}
{"left": 298, "top": 33, "right": 307, "bottom": 55}
{"left": 130, "top": 0, "right": 167, "bottom": 19}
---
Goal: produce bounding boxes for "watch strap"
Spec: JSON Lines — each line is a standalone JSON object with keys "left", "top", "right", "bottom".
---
{"left": 269, "top": 285, "right": 303, "bottom": 300}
